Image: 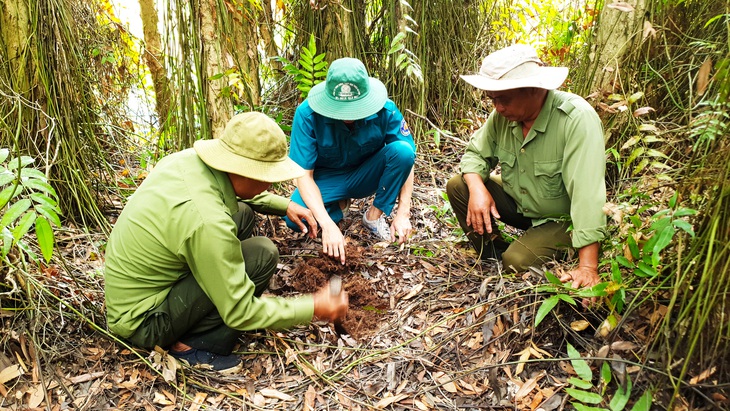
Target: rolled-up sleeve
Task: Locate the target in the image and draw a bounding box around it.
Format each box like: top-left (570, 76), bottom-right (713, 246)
top-left (184, 218), bottom-right (314, 331)
top-left (290, 105), bottom-right (318, 170)
top-left (561, 105), bottom-right (607, 248)
top-left (459, 116), bottom-right (500, 179)
top-left (246, 192), bottom-right (290, 216)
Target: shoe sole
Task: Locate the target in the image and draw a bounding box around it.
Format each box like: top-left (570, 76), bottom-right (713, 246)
top-left (176, 358), bottom-right (243, 375)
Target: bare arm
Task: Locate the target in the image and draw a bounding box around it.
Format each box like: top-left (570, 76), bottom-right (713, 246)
top-left (295, 170), bottom-right (346, 264)
top-left (390, 168), bottom-right (414, 243)
top-left (560, 242), bottom-right (600, 288)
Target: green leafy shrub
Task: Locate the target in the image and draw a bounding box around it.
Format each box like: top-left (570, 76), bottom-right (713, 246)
top-left (275, 33), bottom-right (328, 99)
top-left (0, 148), bottom-right (62, 264)
top-left (534, 270), bottom-right (608, 327)
top-left (534, 187), bottom-right (696, 326)
top-left (602, 191), bottom-right (696, 312)
top-left (387, 0), bottom-right (423, 84)
top-left (564, 342), bottom-right (652, 411)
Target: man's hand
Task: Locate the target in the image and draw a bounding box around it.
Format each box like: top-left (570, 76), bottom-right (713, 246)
top-left (560, 266), bottom-right (600, 308)
top-left (312, 280), bottom-right (348, 323)
top-left (559, 266), bottom-right (600, 289)
top-left (463, 174), bottom-right (499, 235)
top-left (559, 243), bottom-right (601, 306)
top-left (390, 214), bottom-right (412, 244)
top-left (561, 243), bottom-right (601, 289)
top-left (321, 222), bottom-right (346, 265)
top-left (286, 202), bottom-right (318, 239)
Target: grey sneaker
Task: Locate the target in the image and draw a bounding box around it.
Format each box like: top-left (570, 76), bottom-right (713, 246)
top-left (362, 213), bottom-right (391, 241)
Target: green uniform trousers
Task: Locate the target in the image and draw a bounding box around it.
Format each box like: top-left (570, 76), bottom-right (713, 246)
top-left (446, 174), bottom-right (572, 272)
top-left (127, 203), bottom-right (278, 355)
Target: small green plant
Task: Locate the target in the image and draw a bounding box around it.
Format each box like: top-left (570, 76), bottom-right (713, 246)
top-left (427, 190), bottom-right (461, 235)
top-left (605, 92), bottom-right (672, 181)
top-left (409, 245), bottom-right (435, 257)
top-left (534, 270), bottom-right (608, 327)
top-left (563, 343), bottom-right (653, 411)
top-left (610, 191), bottom-right (696, 283)
top-left (535, 189), bottom-right (696, 323)
top-left (387, 0), bottom-right (423, 84)
top-left (275, 34), bottom-right (328, 99)
top-left (0, 148), bottom-right (62, 264)
top-left (688, 100), bottom-right (729, 152)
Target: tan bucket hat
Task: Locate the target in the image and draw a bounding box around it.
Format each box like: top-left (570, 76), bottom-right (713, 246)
top-left (460, 44), bottom-right (569, 91)
top-left (193, 112), bottom-right (304, 183)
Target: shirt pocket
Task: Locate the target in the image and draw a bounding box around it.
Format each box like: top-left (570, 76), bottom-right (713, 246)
top-left (534, 159), bottom-right (566, 199)
top-left (317, 141), bottom-right (345, 168)
top-left (349, 135), bottom-right (384, 166)
top-left (496, 148), bottom-right (516, 188)
top-left (358, 139), bottom-right (384, 157)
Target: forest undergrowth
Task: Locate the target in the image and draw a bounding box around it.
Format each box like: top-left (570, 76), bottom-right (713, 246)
top-left (1, 112), bottom-right (728, 410)
top-left (1, 0), bottom-right (729, 409)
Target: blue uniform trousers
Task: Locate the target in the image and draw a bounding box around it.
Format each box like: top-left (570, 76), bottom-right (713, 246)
top-left (285, 140), bottom-right (415, 229)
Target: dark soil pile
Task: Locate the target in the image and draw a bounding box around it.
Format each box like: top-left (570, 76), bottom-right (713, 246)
top-left (281, 243), bottom-right (391, 340)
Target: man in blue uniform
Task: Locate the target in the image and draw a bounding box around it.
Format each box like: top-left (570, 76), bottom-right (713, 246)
top-left (286, 58), bottom-right (416, 264)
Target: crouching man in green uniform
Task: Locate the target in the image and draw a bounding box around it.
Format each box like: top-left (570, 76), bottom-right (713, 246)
top-left (104, 112), bottom-right (349, 374)
top-left (446, 44), bottom-right (607, 289)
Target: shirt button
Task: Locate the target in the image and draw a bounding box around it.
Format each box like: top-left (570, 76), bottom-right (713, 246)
top-left (525, 209), bottom-right (529, 212)
top-left (520, 169), bottom-right (525, 173)
top-left (520, 148), bottom-right (525, 153)
top-left (521, 189), bottom-right (527, 194)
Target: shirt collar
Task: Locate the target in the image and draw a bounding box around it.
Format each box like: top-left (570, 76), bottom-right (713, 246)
top-left (530, 90), bottom-right (556, 134)
top-left (206, 162), bottom-right (239, 215)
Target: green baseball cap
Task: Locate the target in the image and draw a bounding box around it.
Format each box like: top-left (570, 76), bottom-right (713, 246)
top-left (307, 57), bottom-right (388, 121)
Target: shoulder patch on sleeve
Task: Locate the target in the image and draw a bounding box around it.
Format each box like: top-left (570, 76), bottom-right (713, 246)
top-left (399, 119), bottom-right (411, 136)
top-left (557, 100), bottom-right (578, 116)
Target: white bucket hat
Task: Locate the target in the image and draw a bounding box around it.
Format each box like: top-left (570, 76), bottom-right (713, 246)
top-left (194, 112), bottom-right (304, 183)
top-left (460, 44), bottom-right (568, 91)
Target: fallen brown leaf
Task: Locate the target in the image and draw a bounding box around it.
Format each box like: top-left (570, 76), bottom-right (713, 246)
top-left (27, 383), bottom-right (44, 408)
top-left (260, 388), bottom-right (294, 401)
top-left (304, 384), bottom-right (316, 411)
top-left (432, 371), bottom-right (458, 393)
top-left (690, 366), bottom-right (716, 385)
top-left (697, 58), bottom-right (712, 96)
top-left (0, 365), bottom-right (22, 385)
top-left (374, 393), bottom-right (408, 409)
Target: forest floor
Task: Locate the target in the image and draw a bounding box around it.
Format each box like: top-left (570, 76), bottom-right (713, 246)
top-left (0, 143), bottom-right (723, 410)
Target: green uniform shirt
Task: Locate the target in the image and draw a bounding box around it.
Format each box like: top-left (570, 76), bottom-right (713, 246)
top-left (104, 148), bottom-right (314, 338)
top-left (459, 90), bottom-right (607, 248)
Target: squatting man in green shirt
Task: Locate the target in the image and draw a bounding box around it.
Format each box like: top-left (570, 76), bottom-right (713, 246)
top-left (446, 44), bottom-right (607, 289)
top-left (104, 112), bottom-right (349, 374)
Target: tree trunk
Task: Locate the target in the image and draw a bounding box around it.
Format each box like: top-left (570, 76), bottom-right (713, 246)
top-left (313, 0), bottom-right (365, 61)
top-left (138, 0), bottom-right (173, 131)
top-left (1, 0), bottom-right (32, 94)
top-left (200, 0), bottom-right (232, 138)
top-left (591, 0), bottom-right (649, 93)
top-left (259, 1), bottom-right (281, 76)
top-left (227, 2), bottom-right (261, 107)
